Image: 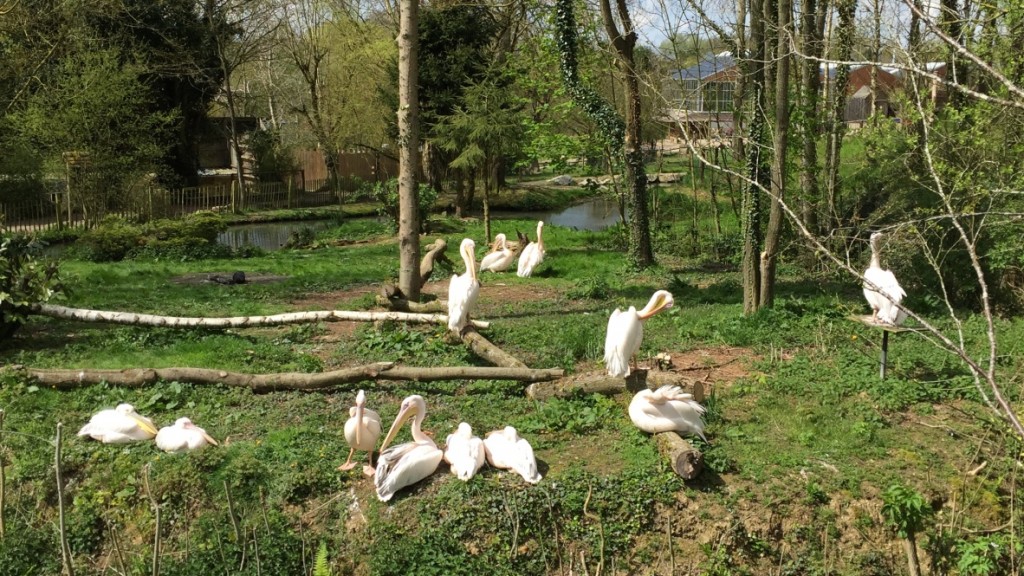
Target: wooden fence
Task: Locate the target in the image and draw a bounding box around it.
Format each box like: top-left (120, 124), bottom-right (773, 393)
top-left (0, 175), bottom-right (374, 235)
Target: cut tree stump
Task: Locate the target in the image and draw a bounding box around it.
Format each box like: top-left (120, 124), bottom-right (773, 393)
top-left (13, 363), bottom-right (564, 392)
top-left (525, 369), bottom-right (697, 400)
top-left (654, 432), bottom-right (704, 479)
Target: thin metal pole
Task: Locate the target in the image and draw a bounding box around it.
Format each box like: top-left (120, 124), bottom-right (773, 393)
top-left (880, 330), bottom-right (889, 380)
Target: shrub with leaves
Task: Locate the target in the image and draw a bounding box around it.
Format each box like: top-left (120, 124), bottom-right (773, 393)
top-left (0, 234), bottom-right (64, 339)
top-left (372, 178), bottom-right (438, 232)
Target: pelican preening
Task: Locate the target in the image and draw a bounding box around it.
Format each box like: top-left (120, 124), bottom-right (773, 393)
top-left (448, 238), bottom-right (481, 332)
top-left (339, 390), bottom-right (383, 476)
top-left (516, 221), bottom-right (546, 278)
top-left (483, 426), bottom-right (542, 484)
top-left (443, 422), bottom-right (486, 481)
top-left (374, 395), bottom-right (444, 502)
top-left (77, 403), bottom-right (158, 444)
top-left (155, 417), bottom-right (219, 453)
top-left (604, 290), bottom-right (675, 378)
top-left (479, 233), bottom-right (516, 273)
top-left (863, 232), bottom-right (907, 326)
top-left (628, 385), bottom-right (707, 441)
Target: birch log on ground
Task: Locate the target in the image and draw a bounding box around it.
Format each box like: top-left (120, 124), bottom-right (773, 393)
top-left (525, 369), bottom-right (698, 400)
top-left (13, 363), bottom-right (564, 392)
top-left (29, 304), bottom-right (488, 329)
top-left (458, 326), bottom-right (527, 368)
top-left (654, 432), bottom-right (704, 479)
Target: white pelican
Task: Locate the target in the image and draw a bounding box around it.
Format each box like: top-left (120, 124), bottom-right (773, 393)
top-left (77, 403), bottom-right (158, 444)
top-left (448, 238), bottom-right (480, 332)
top-left (444, 422), bottom-right (485, 481)
top-left (483, 426), bottom-right (542, 484)
top-left (604, 290), bottom-right (675, 378)
top-left (155, 417), bottom-right (219, 453)
top-left (516, 221), bottom-right (546, 278)
top-left (479, 233), bottom-right (516, 273)
top-left (339, 390), bottom-right (382, 476)
top-left (863, 232), bottom-right (907, 325)
top-left (629, 385), bottom-right (707, 441)
top-left (374, 395), bottom-right (443, 502)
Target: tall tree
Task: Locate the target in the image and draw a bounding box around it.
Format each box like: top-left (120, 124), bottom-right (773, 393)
top-left (397, 0), bottom-right (421, 300)
top-left (822, 0), bottom-right (856, 229)
top-left (740, 0), bottom-right (770, 314)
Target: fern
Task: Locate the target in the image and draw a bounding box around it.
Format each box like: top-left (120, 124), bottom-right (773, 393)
top-left (313, 541), bottom-right (331, 576)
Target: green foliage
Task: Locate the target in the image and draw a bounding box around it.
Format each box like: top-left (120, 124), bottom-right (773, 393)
top-left (518, 394), bottom-right (621, 435)
top-left (313, 541), bottom-right (332, 576)
top-left (565, 275), bottom-right (612, 300)
top-left (0, 234), bottom-right (64, 338)
top-left (248, 128), bottom-right (297, 180)
top-left (355, 324), bottom-right (455, 366)
top-left (881, 484), bottom-right (931, 538)
top-left (956, 533), bottom-right (1022, 576)
top-left (76, 212), bottom-right (230, 262)
top-left (372, 179), bottom-right (439, 233)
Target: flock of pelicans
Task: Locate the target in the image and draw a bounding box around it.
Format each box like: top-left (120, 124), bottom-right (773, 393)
top-left (75, 226), bottom-right (907, 502)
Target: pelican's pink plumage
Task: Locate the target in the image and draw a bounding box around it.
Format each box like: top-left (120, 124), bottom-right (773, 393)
top-left (374, 395), bottom-right (443, 502)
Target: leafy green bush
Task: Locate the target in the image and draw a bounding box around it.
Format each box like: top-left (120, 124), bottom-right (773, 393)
top-left (0, 234), bottom-right (65, 339)
top-left (77, 215), bottom-right (143, 261)
top-left (76, 212), bottom-right (229, 262)
top-left (372, 178), bottom-right (438, 232)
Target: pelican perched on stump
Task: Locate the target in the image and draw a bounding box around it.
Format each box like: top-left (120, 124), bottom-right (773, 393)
top-left (604, 290), bottom-right (675, 378)
top-left (479, 233), bottom-right (516, 273)
top-left (516, 221), bottom-right (546, 278)
top-left (448, 238), bottom-right (480, 332)
top-left (483, 426), bottom-right (542, 484)
top-left (444, 422), bottom-right (485, 481)
top-left (77, 403), bottom-right (158, 444)
top-left (629, 385), bottom-right (707, 441)
top-left (863, 232), bottom-right (907, 326)
top-left (155, 417), bottom-right (219, 453)
top-left (339, 390), bottom-right (382, 476)
top-left (374, 395), bottom-right (443, 502)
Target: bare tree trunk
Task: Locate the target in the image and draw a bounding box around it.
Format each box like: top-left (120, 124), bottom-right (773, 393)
top-left (823, 0), bottom-right (856, 230)
top-left (760, 0), bottom-right (792, 308)
top-left (397, 0), bottom-right (422, 301)
top-left (798, 0), bottom-right (825, 234)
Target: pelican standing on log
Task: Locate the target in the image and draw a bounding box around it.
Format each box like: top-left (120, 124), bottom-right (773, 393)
top-left (77, 403), bottom-right (158, 444)
top-left (629, 385), bottom-right (707, 441)
top-left (155, 417), bottom-right (219, 452)
top-left (444, 422), bottom-right (485, 481)
top-left (374, 395), bottom-right (443, 502)
top-left (863, 232), bottom-right (907, 325)
top-left (339, 390), bottom-right (382, 476)
top-left (516, 221), bottom-right (546, 278)
top-left (483, 426), bottom-right (542, 484)
top-left (448, 238), bottom-right (480, 332)
top-left (604, 290), bottom-right (675, 378)
top-left (479, 233), bottom-right (516, 273)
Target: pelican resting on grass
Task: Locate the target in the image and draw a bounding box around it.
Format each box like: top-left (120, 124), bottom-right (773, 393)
top-left (155, 417), bottom-right (219, 453)
top-left (77, 403), bottom-right (158, 444)
top-left (516, 221), bottom-right (546, 278)
top-left (448, 238), bottom-right (480, 332)
top-left (374, 395), bottom-right (443, 502)
top-left (863, 231), bottom-right (907, 326)
top-left (629, 385), bottom-right (707, 441)
top-left (444, 422), bottom-right (485, 481)
top-left (479, 233), bottom-right (516, 273)
top-left (483, 426), bottom-right (542, 484)
top-left (339, 390), bottom-right (382, 476)
top-left (604, 290), bottom-right (675, 378)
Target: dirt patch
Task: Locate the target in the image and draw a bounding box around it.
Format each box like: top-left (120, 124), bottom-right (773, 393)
top-left (661, 346), bottom-right (756, 391)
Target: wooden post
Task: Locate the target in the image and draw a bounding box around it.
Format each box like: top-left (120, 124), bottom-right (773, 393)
top-left (286, 176), bottom-right (293, 209)
top-left (55, 423), bottom-right (75, 576)
top-left (230, 180), bottom-right (237, 214)
top-left (880, 330), bottom-right (889, 380)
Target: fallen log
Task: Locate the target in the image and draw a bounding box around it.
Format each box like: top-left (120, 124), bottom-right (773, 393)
top-left (419, 238), bottom-right (452, 285)
top-left (29, 304), bottom-right (488, 329)
top-left (525, 369), bottom-right (697, 400)
top-left (458, 326), bottom-right (527, 368)
top-left (13, 363), bottom-right (564, 392)
top-left (654, 432), bottom-right (704, 480)
top-left (374, 294), bottom-right (447, 313)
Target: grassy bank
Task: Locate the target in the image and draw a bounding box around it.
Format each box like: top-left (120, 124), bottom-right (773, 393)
top-left (0, 193), bottom-right (1020, 575)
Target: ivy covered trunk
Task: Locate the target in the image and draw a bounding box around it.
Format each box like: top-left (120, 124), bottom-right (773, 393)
top-left (741, 0), bottom-right (770, 315)
top-left (623, 58), bottom-right (654, 269)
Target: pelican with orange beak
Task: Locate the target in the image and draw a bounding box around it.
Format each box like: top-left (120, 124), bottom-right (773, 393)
top-left (604, 290), bottom-right (675, 378)
top-left (374, 395), bottom-right (443, 502)
top-left (77, 403), bottom-right (158, 444)
top-left (155, 417), bottom-right (219, 452)
top-left (339, 390), bottom-right (382, 476)
top-left (447, 238), bottom-right (480, 333)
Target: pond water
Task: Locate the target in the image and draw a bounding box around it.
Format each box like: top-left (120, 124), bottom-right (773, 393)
top-left (492, 196), bottom-right (622, 231)
top-left (216, 220), bottom-right (334, 251)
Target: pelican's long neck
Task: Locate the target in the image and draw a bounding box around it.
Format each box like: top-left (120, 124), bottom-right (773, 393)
top-left (410, 404), bottom-right (431, 443)
top-left (869, 236), bottom-right (881, 269)
top-left (354, 401), bottom-right (365, 444)
top-left (637, 292), bottom-right (672, 320)
top-left (535, 222), bottom-right (544, 251)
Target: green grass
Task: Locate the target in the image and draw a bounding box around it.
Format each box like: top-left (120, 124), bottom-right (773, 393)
top-left (0, 186), bottom-right (1020, 575)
